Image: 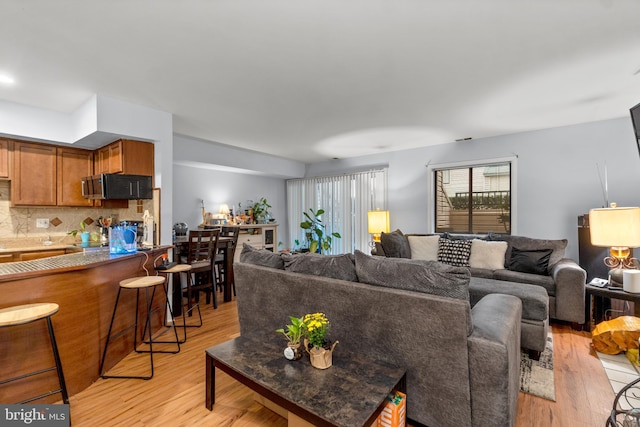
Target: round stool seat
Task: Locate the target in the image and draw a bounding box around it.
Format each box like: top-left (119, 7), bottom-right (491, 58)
top-left (0, 303), bottom-right (59, 327)
top-left (120, 276), bottom-right (166, 289)
top-left (161, 264), bottom-right (192, 274)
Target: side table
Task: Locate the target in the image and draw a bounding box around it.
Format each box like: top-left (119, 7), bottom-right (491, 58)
top-left (585, 284), bottom-right (640, 331)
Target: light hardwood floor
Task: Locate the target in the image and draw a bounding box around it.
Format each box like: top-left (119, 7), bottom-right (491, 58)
top-left (68, 300), bottom-right (616, 427)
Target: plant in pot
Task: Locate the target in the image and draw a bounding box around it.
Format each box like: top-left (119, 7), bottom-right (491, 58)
top-left (276, 316), bottom-right (304, 361)
top-left (302, 312), bottom-right (338, 369)
top-left (300, 208), bottom-right (341, 254)
top-left (252, 197), bottom-right (271, 224)
top-left (68, 221), bottom-right (91, 244)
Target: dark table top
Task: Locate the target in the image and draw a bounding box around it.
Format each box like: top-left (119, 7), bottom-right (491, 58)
top-left (206, 334), bottom-right (406, 427)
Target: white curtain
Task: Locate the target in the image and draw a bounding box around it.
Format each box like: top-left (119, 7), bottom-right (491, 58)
top-left (286, 169), bottom-right (387, 254)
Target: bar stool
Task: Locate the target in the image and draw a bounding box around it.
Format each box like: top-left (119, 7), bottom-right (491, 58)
top-left (100, 275), bottom-right (180, 380)
top-left (158, 263), bottom-right (202, 343)
top-left (0, 303), bottom-right (69, 404)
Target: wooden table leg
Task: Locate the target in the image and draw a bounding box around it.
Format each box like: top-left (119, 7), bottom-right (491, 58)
top-left (223, 248), bottom-right (232, 302)
top-left (206, 353), bottom-right (215, 410)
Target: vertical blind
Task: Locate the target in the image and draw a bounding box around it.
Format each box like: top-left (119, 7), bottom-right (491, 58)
top-left (286, 169), bottom-right (388, 254)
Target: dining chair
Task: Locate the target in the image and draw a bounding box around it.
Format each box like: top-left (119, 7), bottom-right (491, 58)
top-left (183, 229), bottom-right (220, 310)
top-left (215, 226), bottom-right (240, 297)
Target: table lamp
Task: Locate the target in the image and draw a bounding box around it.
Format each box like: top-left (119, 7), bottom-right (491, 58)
top-left (589, 204), bottom-right (640, 286)
top-left (367, 209), bottom-right (390, 243)
top-left (219, 203), bottom-right (231, 223)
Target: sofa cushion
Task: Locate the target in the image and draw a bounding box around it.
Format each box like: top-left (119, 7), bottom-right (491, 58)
top-left (408, 235), bottom-right (440, 261)
top-left (491, 234), bottom-right (567, 271)
top-left (469, 267), bottom-right (497, 279)
top-left (469, 277), bottom-right (548, 322)
top-left (468, 239), bottom-right (508, 270)
top-left (354, 249), bottom-right (470, 300)
top-left (438, 238), bottom-right (472, 267)
top-left (508, 247), bottom-right (552, 276)
top-left (239, 243), bottom-right (284, 269)
top-left (380, 229), bottom-right (411, 258)
top-left (281, 252), bottom-right (357, 282)
top-left (492, 269), bottom-right (556, 296)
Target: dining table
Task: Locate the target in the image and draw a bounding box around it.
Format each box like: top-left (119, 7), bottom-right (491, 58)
top-left (173, 234), bottom-right (235, 309)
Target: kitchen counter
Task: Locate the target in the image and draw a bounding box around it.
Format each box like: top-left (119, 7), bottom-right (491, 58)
top-left (0, 246), bottom-right (169, 279)
top-left (0, 245), bottom-right (172, 403)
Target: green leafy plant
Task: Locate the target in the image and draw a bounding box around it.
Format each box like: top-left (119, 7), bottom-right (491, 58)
top-left (252, 197), bottom-right (271, 223)
top-left (302, 312), bottom-right (330, 349)
top-left (67, 221), bottom-right (87, 238)
top-left (276, 316), bottom-right (304, 345)
top-left (300, 208), bottom-right (341, 254)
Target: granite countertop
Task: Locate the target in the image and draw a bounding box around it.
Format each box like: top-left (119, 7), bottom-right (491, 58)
top-left (0, 237), bottom-right (77, 253)
top-left (0, 245), bottom-right (170, 277)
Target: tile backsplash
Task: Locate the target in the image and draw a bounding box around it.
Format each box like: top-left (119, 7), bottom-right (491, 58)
top-left (0, 180), bottom-right (153, 244)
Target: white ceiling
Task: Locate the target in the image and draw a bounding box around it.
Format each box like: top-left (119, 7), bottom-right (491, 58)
top-left (1, 0), bottom-right (640, 164)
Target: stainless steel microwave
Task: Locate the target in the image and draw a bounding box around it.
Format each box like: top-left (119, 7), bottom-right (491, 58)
top-left (81, 174), bottom-right (153, 200)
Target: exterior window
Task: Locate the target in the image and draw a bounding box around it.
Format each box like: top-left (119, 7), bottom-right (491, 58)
top-left (434, 162), bottom-right (511, 234)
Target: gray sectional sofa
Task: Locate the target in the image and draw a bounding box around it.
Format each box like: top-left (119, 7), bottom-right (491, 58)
top-left (235, 248), bottom-right (522, 427)
top-left (373, 231), bottom-right (586, 356)
top-left (375, 231), bottom-right (586, 323)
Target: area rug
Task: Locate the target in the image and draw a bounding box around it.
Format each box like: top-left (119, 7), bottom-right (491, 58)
top-left (520, 333), bottom-right (555, 401)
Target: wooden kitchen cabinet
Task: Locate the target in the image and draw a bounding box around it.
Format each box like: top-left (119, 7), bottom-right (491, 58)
top-left (12, 141), bottom-right (57, 206)
top-left (95, 139), bottom-right (154, 178)
top-left (57, 147), bottom-right (94, 207)
top-left (0, 138), bottom-right (11, 178)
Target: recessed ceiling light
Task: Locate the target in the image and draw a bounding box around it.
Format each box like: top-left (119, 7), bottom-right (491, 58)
top-left (0, 74), bottom-right (15, 85)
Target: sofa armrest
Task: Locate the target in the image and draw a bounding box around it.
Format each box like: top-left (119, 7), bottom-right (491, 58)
top-left (551, 258), bottom-right (586, 324)
top-left (468, 294), bottom-right (521, 427)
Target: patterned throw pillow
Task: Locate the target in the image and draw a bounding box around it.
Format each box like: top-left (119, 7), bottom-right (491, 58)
top-left (438, 238), bottom-right (472, 267)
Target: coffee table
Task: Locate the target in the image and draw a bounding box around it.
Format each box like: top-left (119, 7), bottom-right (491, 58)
top-left (205, 334), bottom-right (406, 427)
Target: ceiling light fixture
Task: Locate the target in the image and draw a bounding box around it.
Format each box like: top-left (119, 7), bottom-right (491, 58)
top-left (0, 74), bottom-right (15, 85)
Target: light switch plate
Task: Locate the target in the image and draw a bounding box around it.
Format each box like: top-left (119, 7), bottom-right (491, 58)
top-left (36, 218), bottom-right (50, 228)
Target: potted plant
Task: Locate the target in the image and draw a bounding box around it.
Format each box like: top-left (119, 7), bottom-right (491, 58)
top-left (252, 197), bottom-right (271, 224)
top-left (276, 316), bottom-right (304, 361)
top-left (300, 208), bottom-right (341, 254)
top-left (302, 312), bottom-right (338, 369)
top-left (68, 221), bottom-right (90, 244)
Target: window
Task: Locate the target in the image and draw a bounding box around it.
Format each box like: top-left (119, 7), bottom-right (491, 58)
top-left (433, 161), bottom-right (512, 234)
top-left (286, 169), bottom-right (387, 254)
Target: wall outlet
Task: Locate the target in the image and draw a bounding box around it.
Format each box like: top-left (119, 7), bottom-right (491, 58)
top-left (36, 218), bottom-right (50, 228)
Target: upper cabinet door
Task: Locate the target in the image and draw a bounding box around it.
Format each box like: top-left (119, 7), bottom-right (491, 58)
top-left (96, 141), bottom-right (123, 174)
top-left (0, 138), bottom-right (11, 179)
top-left (12, 142), bottom-right (57, 206)
top-left (57, 147), bottom-right (94, 207)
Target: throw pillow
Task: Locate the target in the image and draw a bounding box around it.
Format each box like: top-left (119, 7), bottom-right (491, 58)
top-left (239, 243), bottom-right (284, 269)
top-left (281, 252), bottom-right (357, 282)
top-left (354, 250), bottom-right (470, 300)
top-left (508, 247), bottom-right (552, 276)
top-left (438, 238), bottom-right (472, 267)
top-left (380, 229), bottom-right (411, 258)
top-left (408, 235), bottom-right (440, 261)
top-left (468, 239), bottom-right (508, 270)
top-left (491, 235), bottom-right (567, 269)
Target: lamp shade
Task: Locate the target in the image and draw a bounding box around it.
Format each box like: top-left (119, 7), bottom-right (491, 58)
top-left (368, 210), bottom-right (390, 235)
top-left (218, 204), bottom-right (230, 215)
top-left (589, 206), bottom-right (640, 248)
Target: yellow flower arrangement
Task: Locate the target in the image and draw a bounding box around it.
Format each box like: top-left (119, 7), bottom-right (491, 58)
top-left (303, 312), bottom-right (330, 349)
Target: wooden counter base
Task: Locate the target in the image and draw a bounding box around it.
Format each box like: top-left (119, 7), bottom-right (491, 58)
top-left (0, 247), bottom-right (170, 404)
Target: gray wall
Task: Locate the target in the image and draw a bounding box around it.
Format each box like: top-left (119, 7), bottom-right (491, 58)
top-left (305, 117), bottom-right (640, 261)
top-left (172, 163), bottom-right (288, 246)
